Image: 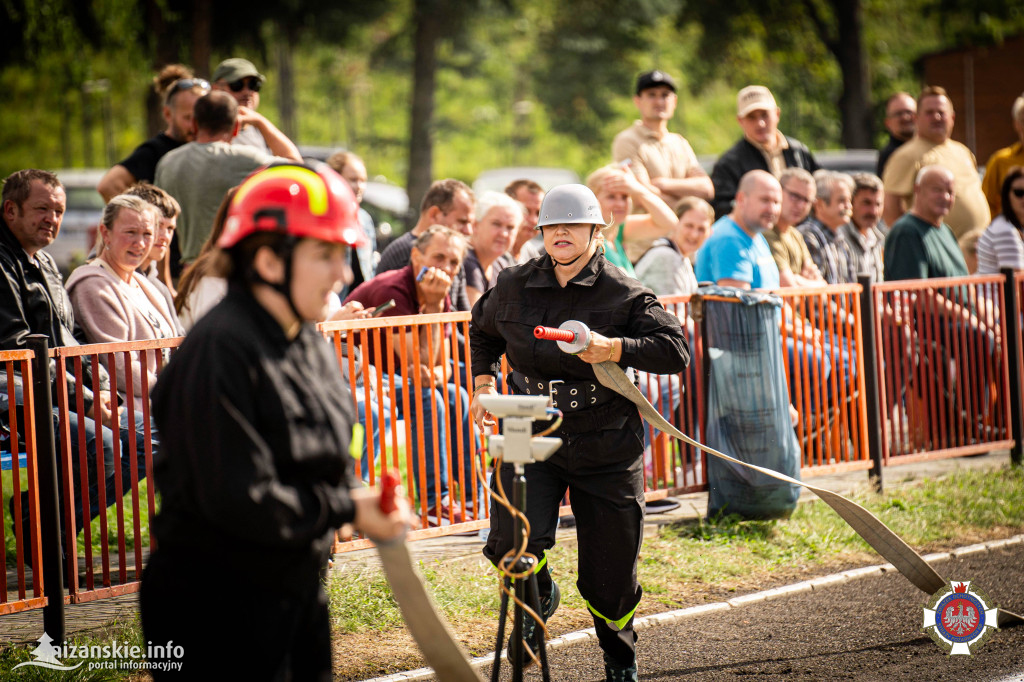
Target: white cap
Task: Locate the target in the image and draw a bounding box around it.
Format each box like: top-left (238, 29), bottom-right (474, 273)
top-left (737, 85), bottom-right (778, 118)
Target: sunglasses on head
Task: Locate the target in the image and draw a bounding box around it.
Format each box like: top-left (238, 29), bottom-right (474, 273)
top-left (1012, 188), bottom-right (1024, 199)
top-left (228, 77), bottom-right (262, 93)
top-left (165, 78), bottom-right (210, 104)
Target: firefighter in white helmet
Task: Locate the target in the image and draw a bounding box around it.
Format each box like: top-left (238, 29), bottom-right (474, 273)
top-left (470, 184), bottom-right (689, 681)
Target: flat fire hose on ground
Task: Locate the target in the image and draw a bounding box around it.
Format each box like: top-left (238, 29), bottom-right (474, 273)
top-left (369, 313), bottom-right (1022, 681)
top-left (374, 473), bottom-right (483, 681)
top-left (591, 358), bottom-right (1024, 628)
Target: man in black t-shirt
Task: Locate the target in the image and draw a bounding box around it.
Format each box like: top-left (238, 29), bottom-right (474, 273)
top-left (97, 77), bottom-right (210, 201)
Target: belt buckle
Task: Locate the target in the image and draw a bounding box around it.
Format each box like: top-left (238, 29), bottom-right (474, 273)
top-left (548, 379), bottom-right (564, 408)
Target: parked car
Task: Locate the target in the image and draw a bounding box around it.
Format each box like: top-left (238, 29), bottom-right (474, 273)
top-left (815, 149), bottom-right (879, 176)
top-left (361, 181), bottom-right (410, 250)
top-left (51, 168), bottom-right (104, 275)
top-left (472, 166), bottom-right (581, 195)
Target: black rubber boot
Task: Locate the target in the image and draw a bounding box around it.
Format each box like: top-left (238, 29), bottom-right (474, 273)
top-left (507, 581), bottom-right (561, 668)
top-left (603, 652), bottom-right (639, 682)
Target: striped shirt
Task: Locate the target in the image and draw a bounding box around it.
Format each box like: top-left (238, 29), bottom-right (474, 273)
top-left (841, 222), bottom-right (886, 283)
top-left (976, 215), bottom-right (1024, 274)
top-left (798, 218), bottom-right (856, 284)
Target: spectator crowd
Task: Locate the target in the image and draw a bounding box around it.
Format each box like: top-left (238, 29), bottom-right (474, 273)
top-left (3, 58), bottom-right (1023, 526)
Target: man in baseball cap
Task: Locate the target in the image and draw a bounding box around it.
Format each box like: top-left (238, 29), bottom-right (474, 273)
top-left (612, 69), bottom-right (712, 222)
top-left (212, 57), bottom-right (301, 161)
top-left (634, 69), bottom-right (676, 95)
top-left (710, 84), bottom-right (819, 218)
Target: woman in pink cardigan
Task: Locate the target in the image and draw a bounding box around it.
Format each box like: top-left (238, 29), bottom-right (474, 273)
top-left (67, 194), bottom-right (184, 403)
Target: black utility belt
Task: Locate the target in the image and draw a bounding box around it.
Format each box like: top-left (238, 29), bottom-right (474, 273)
top-left (509, 370), bottom-right (619, 412)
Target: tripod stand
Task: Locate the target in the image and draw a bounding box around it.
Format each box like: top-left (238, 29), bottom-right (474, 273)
top-left (476, 394), bottom-right (561, 682)
top-left (491, 463), bottom-right (550, 682)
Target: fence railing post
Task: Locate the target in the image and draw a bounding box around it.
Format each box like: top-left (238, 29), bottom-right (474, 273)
top-left (858, 275), bottom-right (885, 492)
top-left (27, 334), bottom-right (65, 642)
top-left (691, 295), bottom-right (710, 439)
top-left (1001, 268), bottom-right (1023, 467)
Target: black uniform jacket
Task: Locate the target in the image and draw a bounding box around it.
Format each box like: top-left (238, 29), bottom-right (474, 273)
top-left (471, 251), bottom-right (688, 448)
top-left (150, 286), bottom-right (359, 578)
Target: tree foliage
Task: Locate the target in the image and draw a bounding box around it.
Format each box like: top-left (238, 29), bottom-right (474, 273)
top-left (926, 0), bottom-right (1024, 44)
top-left (0, 0), bottom-right (1011, 182)
top-left (530, 0), bottom-right (681, 147)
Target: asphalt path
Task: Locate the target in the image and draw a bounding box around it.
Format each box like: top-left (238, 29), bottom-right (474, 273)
top-left (467, 539), bottom-right (1024, 681)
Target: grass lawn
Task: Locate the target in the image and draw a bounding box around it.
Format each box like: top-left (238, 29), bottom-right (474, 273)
top-left (4, 468), bottom-right (152, 568)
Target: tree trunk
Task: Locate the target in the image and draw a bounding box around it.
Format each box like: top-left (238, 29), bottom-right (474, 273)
top-left (145, 0), bottom-right (177, 137)
top-left (407, 0), bottom-right (441, 212)
top-left (277, 29), bottom-right (297, 141)
top-left (60, 89), bottom-right (73, 168)
top-left (190, 0), bottom-right (211, 78)
top-left (832, 0), bottom-right (872, 148)
top-left (81, 87), bottom-right (94, 168)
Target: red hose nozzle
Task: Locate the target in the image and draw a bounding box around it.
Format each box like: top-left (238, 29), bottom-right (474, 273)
top-left (534, 325), bottom-right (577, 343)
top-left (534, 320), bottom-right (592, 354)
top-left (379, 469), bottom-right (400, 513)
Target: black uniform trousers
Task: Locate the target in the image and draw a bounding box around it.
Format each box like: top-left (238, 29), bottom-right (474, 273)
top-left (141, 545), bottom-right (332, 681)
top-left (483, 406), bottom-right (646, 667)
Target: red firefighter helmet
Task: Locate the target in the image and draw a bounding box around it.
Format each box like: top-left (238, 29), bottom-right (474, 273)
top-left (219, 163), bottom-right (365, 249)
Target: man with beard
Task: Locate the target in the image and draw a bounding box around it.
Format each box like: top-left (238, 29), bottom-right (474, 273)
top-left (843, 173), bottom-right (887, 282)
top-left (877, 92), bottom-right (917, 177)
top-left (97, 66), bottom-right (210, 201)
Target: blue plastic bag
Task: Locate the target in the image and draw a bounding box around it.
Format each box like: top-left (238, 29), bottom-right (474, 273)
top-left (700, 286), bottom-right (801, 519)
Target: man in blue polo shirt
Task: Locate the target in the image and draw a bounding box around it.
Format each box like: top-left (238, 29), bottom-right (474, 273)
top-left (696, 170), bottom-right (816, 427)
top-left (696, 169), bottom-right (782, 289)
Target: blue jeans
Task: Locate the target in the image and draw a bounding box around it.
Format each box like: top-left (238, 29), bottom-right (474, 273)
top-left (785, 337), bottom-right (832, 417)
top-left (355, 390), bottom-right (390, 483)
top-left (9, 405), bottom-right (154, 550)
top-left (387, 376), bottom-right (478, 511)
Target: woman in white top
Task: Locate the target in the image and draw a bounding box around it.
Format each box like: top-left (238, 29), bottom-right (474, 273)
top-left (976, 167), bottom-right (1024, 274)
top-left (66, 195), bottom-right (184, 401)
top-left (634, 196), bottom-right (714, 296)
top-left (174, 188), bottom-right (237, 330)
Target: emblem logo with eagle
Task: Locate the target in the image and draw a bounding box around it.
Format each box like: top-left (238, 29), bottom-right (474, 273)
top-left (923, 580), bottom-right (999, 655)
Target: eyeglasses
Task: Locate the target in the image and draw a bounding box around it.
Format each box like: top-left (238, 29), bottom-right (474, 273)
top-left (784, 188), bottom-right (812, 205)
top-left (1012, 188), bottom-right (1024, 199)
top-left (165, 78), bottom-right (210, 104)
top-left (886, 109), bottom-right (915, 119)
top-left (228, 77), bottom-right (262, 93)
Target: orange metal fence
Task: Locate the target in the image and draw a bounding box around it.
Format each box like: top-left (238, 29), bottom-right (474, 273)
top-left (645, 296), bottom-right (707, 495)
top-left (873, 275), bottom-right (1013, 463)
top-left (51, 338), bottom-right (179, 604)
top-left (3, 274), bottom-right (1021, 620)
top-left (1018, 272), bottom-right (1024, 420)
top-left (1, 349), bottom-right (44, 615)
top-left (320, 313), bottom-right (486, 550)
top-left (775, 284), bottom-right (873, 475)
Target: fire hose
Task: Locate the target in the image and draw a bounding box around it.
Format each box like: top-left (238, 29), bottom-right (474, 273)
top-left (533, 321), bottom-right (1023, 628)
